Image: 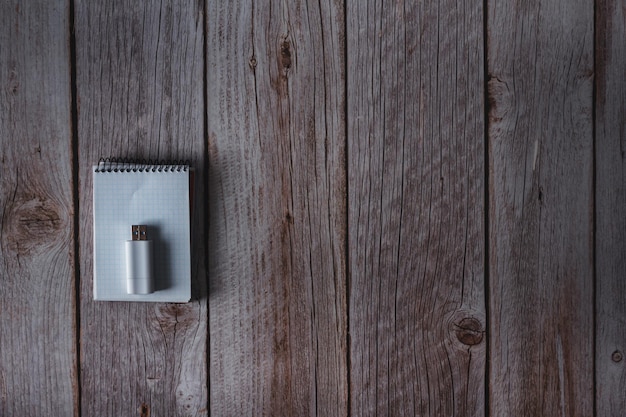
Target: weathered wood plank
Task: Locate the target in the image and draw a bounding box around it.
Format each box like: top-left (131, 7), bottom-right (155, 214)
top-left (596, 0), bottom-right (626, 414)
top-left (206, 1), bottom-right (347, 415)
top-left (347, 0), bottom-right (486, 415)
top-left (75, 1), bottom-right (207, 416)
top-left (0, 1), bottom-right (77, 415)
top-left (487, 0), bottom-right (594, 414)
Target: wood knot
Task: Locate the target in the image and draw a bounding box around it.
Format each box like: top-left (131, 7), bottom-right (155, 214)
top-left (454, 317), bottom-right (484, 346)
top-left (487, 74), bottom-right (510, 123)
top-left (8, 69), bottom-right (19, 95)
top-left (154, 303), bottom-right (196, 332)
top-left (612, 350), bottom-right (623, 363)
top-left (8, 80), bottom-right (19, 95)
top-left (280, 40), bottom-right (291, 70)
top-left (139, 403), bottom-right (150, 417)
top-left (5, 196), bottom-right (66, 255)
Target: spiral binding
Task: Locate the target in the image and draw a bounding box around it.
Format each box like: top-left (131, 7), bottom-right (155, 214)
top-left (95, 157), bottom-right (190, 173)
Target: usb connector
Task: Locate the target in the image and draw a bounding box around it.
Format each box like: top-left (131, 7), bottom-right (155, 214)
top-left (132, 225), bottom-right (148, 241)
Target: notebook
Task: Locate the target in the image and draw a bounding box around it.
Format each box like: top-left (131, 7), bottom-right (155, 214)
top-left (92, 159), bottom-right (192, 302)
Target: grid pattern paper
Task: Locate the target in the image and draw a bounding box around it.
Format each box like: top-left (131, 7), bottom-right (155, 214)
top-left (93, 165), bottom-right (191, 302)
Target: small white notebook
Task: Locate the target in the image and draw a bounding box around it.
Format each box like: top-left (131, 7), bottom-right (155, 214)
top-left (92, 159), bottom-right (191, 302)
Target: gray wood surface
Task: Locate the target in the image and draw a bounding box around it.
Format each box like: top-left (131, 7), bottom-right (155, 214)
top-left (206, 1), bottom-right (348, 416)
top-left (487, 0), bottom-right (594, 415)
top-left (0, 1), bottom-right (77, 415)
top-left (596, 0), bottom-right (626, 414)
top-left (3, 0), bottom-right (626, 416)
top-left (347, 0), bottom-right (486, 415)
top-left (75, 1), bottom-right (207, 416)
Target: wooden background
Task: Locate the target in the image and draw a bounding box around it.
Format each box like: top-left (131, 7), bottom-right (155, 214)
top-left (0, 0), bottom-right (624, 416)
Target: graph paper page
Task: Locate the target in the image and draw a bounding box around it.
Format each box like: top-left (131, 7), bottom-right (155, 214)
top-left (93, 166), bottom-right (191, 302)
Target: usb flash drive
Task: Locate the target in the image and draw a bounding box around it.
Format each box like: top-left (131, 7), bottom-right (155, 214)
top-left (125, 225), bottom-right (154, 294)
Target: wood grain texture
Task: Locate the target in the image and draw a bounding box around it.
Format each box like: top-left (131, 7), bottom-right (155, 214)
top-left (487, 0), bottom-right (594, 415)
top-left (206, 1), bottom-right (347, 416)
top-left (347, 0), bottom-right (486, 415)
top-left (0, 1), bottom-right (77, 415)
top-left (75, 1), bottom-right (207, 416)
top-left (596, 0), bottom-right (626, 414)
